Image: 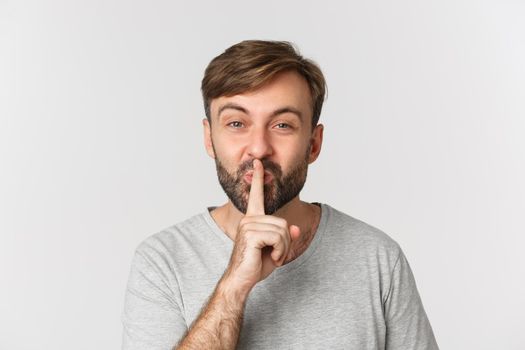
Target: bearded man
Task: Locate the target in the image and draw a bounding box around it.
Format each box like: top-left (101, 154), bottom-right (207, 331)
top-left (122, 40), bottom-right (439, 350)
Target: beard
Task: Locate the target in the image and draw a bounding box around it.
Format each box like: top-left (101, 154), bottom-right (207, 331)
top-left (213, 146), bottom-right (310, 215)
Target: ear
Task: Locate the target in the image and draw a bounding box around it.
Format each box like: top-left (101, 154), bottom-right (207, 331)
top-left (308, 124), bottom-right (324, 164)
top-left (203, 118), bottom-right (216, 159)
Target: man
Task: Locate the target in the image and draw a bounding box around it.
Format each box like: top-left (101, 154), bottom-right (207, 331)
top-left (122, 40), bottom-right (439, 350)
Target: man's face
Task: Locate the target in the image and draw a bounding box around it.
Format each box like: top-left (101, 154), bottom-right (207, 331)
top-left (203, 71), bottom-right (324, 215)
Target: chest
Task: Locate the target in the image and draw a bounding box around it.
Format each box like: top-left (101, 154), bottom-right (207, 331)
top-left (236, 270), bottom-right (387, 350)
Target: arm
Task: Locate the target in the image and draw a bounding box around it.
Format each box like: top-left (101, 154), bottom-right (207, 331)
top-left (383, 249), bottom-right (439, 350)
top-left (122, 247), bottom-right (188, 350)
top-left (174, 277), bottom-right (247, 349)
top-left (175, 159), bottom-right (300, 350)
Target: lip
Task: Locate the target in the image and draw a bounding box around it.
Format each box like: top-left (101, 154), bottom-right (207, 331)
top-left (243, 171), bottom-right (274, 184)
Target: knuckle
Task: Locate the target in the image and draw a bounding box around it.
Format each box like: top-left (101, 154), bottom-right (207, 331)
top-left (239, 217), bottom-right (250, 227)
top-left (247, 230), bottom-right (263, 242)
top-left (273, 231), bottom-right (284, 243)
top-left (277, 217), bottom-right (288, 227)
top-left (273, 225), bottom-right (287, 239)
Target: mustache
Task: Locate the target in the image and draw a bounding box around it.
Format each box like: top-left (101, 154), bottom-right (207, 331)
top-left (236, 158), bottom-right (283, 179)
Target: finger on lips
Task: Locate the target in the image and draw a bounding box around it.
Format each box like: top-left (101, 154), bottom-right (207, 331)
top-left (243, 159), bottom-right (291, 267)
top-left (246, 159), bottom-right (265, 216)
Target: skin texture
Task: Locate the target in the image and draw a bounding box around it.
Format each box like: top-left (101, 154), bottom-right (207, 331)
top-left (175, 71), bottom-right (324, 349)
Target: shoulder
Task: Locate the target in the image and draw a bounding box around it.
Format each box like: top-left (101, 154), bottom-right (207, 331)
top-left (321, 203), bottom-right (402, 260)
top-left (134, 211), bottom-right (212, 260)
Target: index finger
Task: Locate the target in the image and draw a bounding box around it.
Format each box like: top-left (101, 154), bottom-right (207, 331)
top-left (246, 159), bottom-right (265, 216)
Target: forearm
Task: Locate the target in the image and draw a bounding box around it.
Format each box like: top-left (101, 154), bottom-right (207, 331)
top-left (175, 277), bottom-right (248, 350)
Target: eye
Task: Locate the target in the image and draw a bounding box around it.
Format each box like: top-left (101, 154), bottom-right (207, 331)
top-left (227, 121), bottom-right (244, 128)
top-left (275, 123), bottom-right (290, 129)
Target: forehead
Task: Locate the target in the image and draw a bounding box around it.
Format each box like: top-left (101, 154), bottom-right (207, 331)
top-left (210, 71), bottom-right (313, 120)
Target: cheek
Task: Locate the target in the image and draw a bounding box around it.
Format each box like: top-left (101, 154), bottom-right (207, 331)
top-left (212, 135), bottom-right (239, 159)
top-left (214, 146), bottom-right (244, 174)
top-left (283, 143), bottom-right (310, 166)
top-left (213, 134), bottom-right (257, 168)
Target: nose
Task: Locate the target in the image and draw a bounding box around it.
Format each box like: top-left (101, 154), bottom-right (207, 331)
top-left (246, 126), bottom-right (273, 160)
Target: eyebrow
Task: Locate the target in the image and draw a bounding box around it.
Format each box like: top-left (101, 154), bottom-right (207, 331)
top-left (218, 103), bottom-right (248, 117)
top-left (217, 102), bottom-right (303, 122)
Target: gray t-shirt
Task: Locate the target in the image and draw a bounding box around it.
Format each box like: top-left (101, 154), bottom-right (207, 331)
top-left (122, 203), bottom-right (439, 349)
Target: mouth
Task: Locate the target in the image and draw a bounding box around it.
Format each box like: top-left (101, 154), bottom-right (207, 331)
top-left (243, 170), bottom-right (274, 185)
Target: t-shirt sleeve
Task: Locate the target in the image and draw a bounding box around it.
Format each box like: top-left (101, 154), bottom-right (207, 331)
top-left (121, 243), bottom-right (188, 350)
top-left (383, 248), bottom-right (439, 350)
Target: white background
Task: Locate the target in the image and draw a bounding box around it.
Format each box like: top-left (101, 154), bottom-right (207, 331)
top-left (1, 0), bottom-right (524, 349)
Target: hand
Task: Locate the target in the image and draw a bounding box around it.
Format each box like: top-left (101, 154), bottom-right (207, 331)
top-left (223, 159), bottom-right (301, 294)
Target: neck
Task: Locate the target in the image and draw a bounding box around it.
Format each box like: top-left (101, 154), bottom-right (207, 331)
top-left (210, 197), bottom-right (321, 261)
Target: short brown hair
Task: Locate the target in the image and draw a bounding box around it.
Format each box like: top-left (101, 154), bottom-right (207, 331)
top-left (201, 40), bottom-right (326, 129)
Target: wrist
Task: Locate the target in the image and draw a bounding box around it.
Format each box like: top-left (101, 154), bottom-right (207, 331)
top-left (216, 275), bottom-right (251, 307)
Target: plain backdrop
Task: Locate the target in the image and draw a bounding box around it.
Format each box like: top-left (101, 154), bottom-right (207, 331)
top-left (1, 0), bottom-right (524, 349)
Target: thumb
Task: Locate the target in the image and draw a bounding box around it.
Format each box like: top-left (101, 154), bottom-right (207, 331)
top-left (289, 225), bottom-right (301, 241)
